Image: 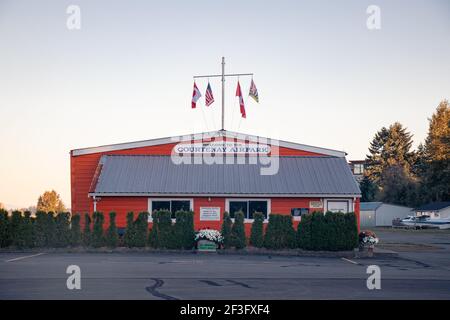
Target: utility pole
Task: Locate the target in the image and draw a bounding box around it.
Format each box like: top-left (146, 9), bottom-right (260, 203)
top-left (193, 57), bottom-right (253, 131)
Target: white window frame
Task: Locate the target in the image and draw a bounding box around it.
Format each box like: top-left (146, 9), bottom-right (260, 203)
top-left (148, 198), bottom-right (193, 222)
top-left (324, 199), bottom-right (353, 213)
top-left (225, 198), bottom-right (271, 223)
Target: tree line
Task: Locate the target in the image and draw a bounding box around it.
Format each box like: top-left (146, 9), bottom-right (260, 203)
top-left (360, 100), bottom-right (449, 207)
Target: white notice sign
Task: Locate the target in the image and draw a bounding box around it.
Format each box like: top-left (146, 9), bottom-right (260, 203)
top-left (200, 207), bottom-right (221, 221)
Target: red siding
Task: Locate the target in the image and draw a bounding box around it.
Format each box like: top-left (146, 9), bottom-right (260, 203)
top-left (92, 196), bottom-right (360, 236)
top-left (70, 141), bottom-right (327, 215)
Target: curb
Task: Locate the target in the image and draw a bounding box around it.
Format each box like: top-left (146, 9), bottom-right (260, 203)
top-left (0, 247), bottom-right (398, 258)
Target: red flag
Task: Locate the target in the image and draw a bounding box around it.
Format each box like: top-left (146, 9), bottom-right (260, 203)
top-left (191, 82), bottom-right (201, 108)
top-left (205, 82), bottom-right (214, 106)
top-left (236, 81), bottom-right (246, 118)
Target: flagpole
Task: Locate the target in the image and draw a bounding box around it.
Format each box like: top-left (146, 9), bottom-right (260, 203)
top-left (221, 57), bottom-right (225, 131)
top-left (193, 58), bottom-right (253, 131)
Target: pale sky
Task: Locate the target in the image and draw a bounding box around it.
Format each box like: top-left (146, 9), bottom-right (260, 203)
top-left (0, 0), bottom-right (449, 209)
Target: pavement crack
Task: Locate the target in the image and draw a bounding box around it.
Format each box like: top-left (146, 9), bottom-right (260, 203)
top-left (226, 279), bottom-right (252, 288)
top-left (199, 279), bottom-right (222, 286)
top-left (145, 278), bottom-right (178, 300)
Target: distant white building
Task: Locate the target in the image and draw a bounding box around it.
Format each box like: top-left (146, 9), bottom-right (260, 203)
top-left (360, 202), bottom-right (412, 227)
top-left (414, 202), bottom-right (450, 220)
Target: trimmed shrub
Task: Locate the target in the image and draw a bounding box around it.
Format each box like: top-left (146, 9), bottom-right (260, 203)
top-left (22, 211), bottom-right (34, 248)
top-left (55, 212), bottom-right (71, 247)
top-left (344, 212), bottom-right (359, 249)
top-left (173, 210), bottom-right (195, 249)
top-left (91, 211), bottom-right (105, 248)
top-left (296, 212), bottom-right (313, 250)
top-left (82, 213), bottom-right (92, 247)
top-left (297, 211), bottom-right (359, 251)
top-left (250, 212), bottom-right (264, 248)
top-left (134, 212), bottom-right (149, 248)
top-left (46, 212), bottom-right (57, 247)
top-left (0, 209), bottom-right (10, 247)
top-left (10, 211), bottom-right (25, 248)
top-left (70, 214), bottom-right (82, 246)
top-left (231, 211), bottom-right (246, 249)
top-left (34, 211), bottom-right (48, 247)
top-left (264, 214), bottom-right (296, 250)
top-left (221, 212), bottom-right (233, 249)
top-left (150, 210), bottom-right (174, 249)
top-left (124, 212), bottom-right (135, 248)
top-left (105, 212), bottom-right (118, 248)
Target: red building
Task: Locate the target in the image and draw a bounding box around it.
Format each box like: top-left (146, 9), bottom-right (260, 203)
top-left (70, 130), bottom-right (361, 235)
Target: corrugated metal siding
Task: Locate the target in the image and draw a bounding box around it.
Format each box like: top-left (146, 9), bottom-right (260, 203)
top-left (92, 155), bottom-right (361, 196)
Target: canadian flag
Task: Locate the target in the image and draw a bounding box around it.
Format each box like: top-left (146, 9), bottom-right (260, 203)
top-left (236, 81), bottom-right (246, 118)
top-left (191, 82), bottom-right (201, 108)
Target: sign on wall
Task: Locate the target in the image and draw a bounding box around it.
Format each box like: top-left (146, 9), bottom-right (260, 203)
top-left (173, 141), bottom-right (271, 155)
top-left (200, 207), bottom-right (221, 221)
top-left (310, 201), bottom-right (323, 209)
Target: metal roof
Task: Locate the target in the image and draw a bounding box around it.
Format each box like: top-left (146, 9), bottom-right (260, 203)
top-left (415, 202), bottom-right (450, 211)
top-left (90, 155), bottom-right (361, 197)
top-left (71, 130), bottom-right (347, 158)
top-left (360, 202), bottom-right (383, 211)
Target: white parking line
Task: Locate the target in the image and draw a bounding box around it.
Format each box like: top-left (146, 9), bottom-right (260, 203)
top-left (341, 257), bottom-right (359, 265)
top-left (5, 253), bottom-right (46, 262)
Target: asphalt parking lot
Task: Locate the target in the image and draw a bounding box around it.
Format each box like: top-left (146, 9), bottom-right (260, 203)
top-left (1, 229), bottom-right (449, 300)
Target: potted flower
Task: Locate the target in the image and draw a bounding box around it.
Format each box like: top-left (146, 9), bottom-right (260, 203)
top-left (195, 229), bottom-right (224, 252)
top-left (359, 230), bottom-right (379, 257)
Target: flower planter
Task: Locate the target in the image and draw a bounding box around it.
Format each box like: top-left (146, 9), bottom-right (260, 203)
top-left (197, 239), bottom-right (217, 252)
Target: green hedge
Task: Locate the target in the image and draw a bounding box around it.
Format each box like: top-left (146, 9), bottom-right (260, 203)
top-left (250, 212), bottom-right (264, 248)
top-left (149, 210), bottom-right (174, 249)
top-left (105, 212), bottom-right (118, 248)
top-left (134, 212), bottom-right (149, 247)
top-left (173, 210), bottom-right (195, 249)
top-left (91, 212), bottom-right (105, 248)
top-left (231, 211), bottom-right (246, 249)
top-left (0, 209), bottom-right (359, 251)
top-left (82, 213), bottom-right (92, 247)
top-left (264, 214), bottom-right (296, 250)
top-left (0, 209), bottom-right (10, 247)
top-left (297, 211), bottom-right (358, 251)
top-left (124, 212), bottom-right (135, 248)
top-left (70, 214), bottom-right (82, 246)
top-left (221, 212), bottom-right (233, 249)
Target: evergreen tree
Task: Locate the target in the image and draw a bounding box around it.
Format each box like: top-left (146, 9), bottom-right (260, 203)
top-left (55, 212), bottom-right (71, 247)
top-left (124, 212), bottom-right (135, 247)
top-left (70, 214), bottom-right (82, 246)
top-left (419, 100), bottom-right (450, 202)
top-left (46, 212), bottom-right (57, 247)
top-left (359, 176), bottom-right (377, 202)
top-left (365, 122), bottom-right (417, 206)
top-left (174, 210), bottom-right (195, 249)
top-left (22, 211), bottom-right (34, 248)
top-left (10, 211), bottom-right (24, 248)
top-left (105, 212), bottom-right (118, 248)
top-left (0, 209), bottom-right (10, 247)
top-left (231, 211), bottom-right (246, 249)
top-left (297, 213), bottom-right (313, 250)
top-left (33, 211), bottom-right (47, 247)
top-left (221, 212), bottom-right (233, 249)
top-left (134, 212), bottom-right (149, 248)
top-left (365, 123), bottom-right (415, 183)
top-left (82, 213), bottom-right (92, 247)
top-left (91, 212), bottom-right (105, 248)
top-left (250, 212), bottom-right (264, 248)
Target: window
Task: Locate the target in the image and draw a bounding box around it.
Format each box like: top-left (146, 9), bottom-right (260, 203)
top-left (326, 200), bottom-right (349, 213)
top-left (291, 208), bottom-right (309, 217)
top-left (228, 200), bottom-right (269, 220)
top-left (149, 199), bottom-right (192, 220)
top-left (353, 163), bottom-right (364, 175)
